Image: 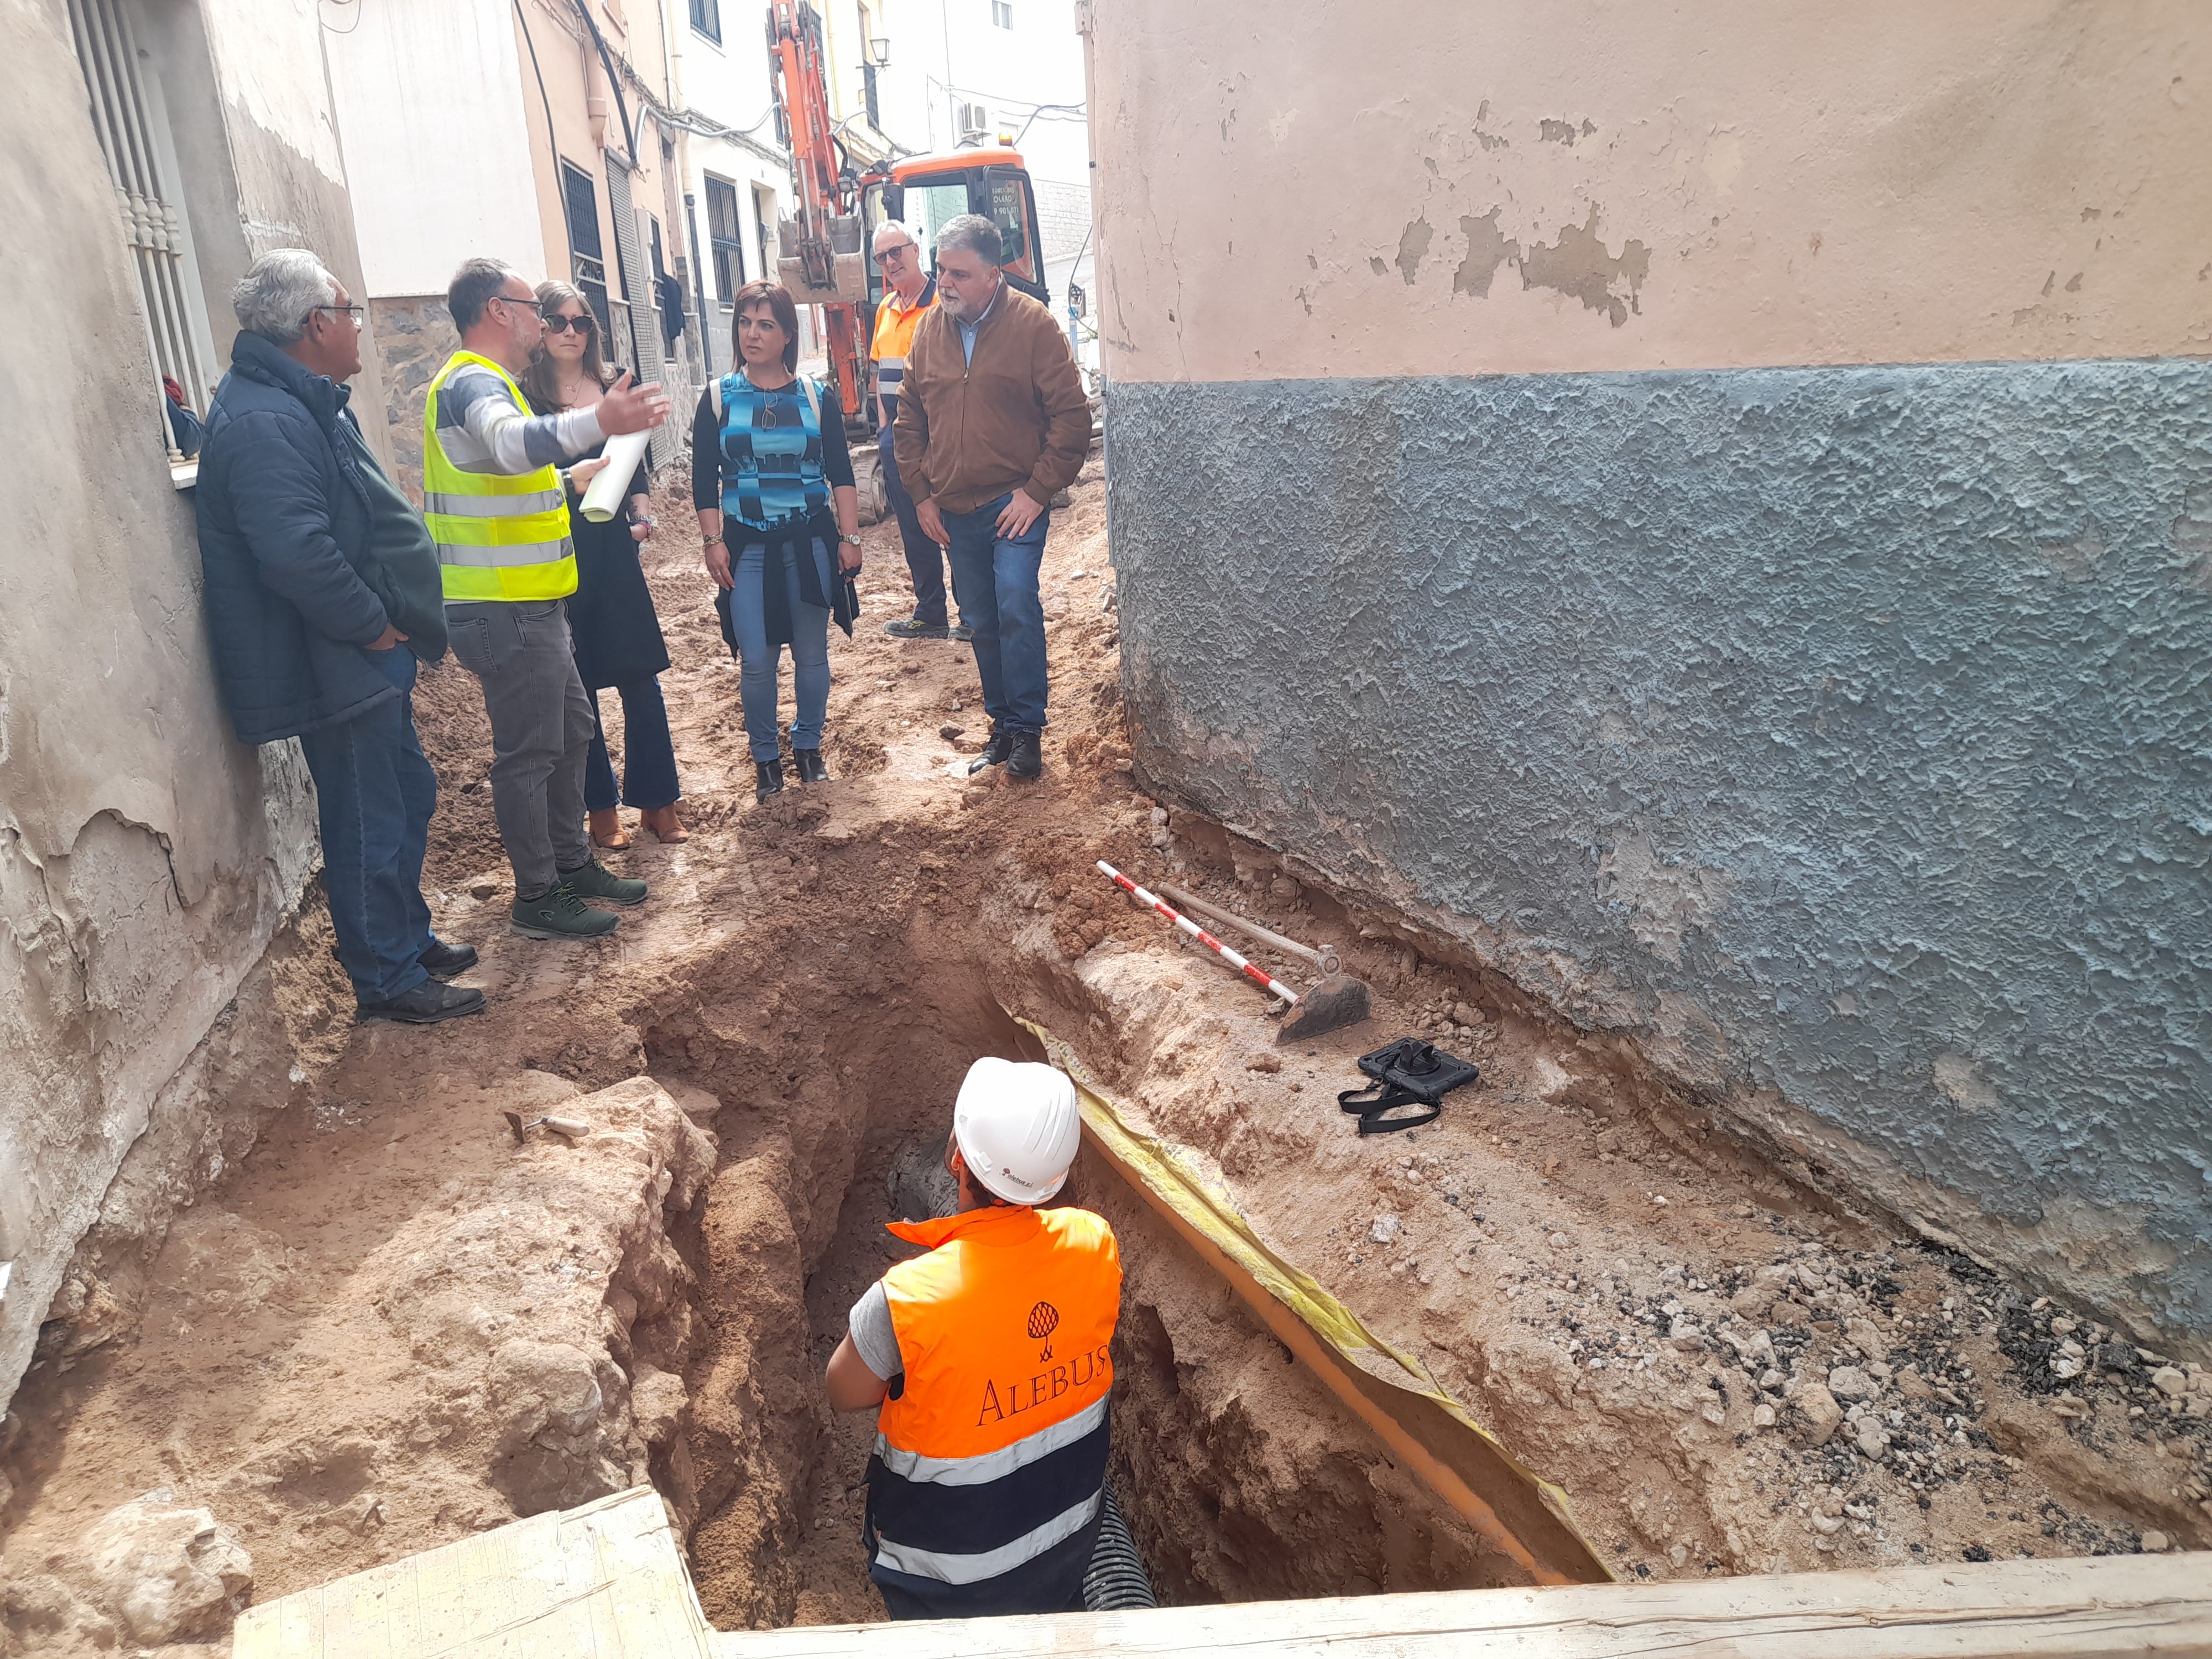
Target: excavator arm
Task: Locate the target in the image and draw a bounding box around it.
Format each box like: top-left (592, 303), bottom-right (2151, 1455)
top-left (766, 1), bottom-right (867, 421)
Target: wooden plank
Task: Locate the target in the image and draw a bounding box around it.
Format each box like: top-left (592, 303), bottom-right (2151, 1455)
top-left (707, 1552), bottom-right (2212, 1659)
top-left (233, 1486), bottom-right (714, 1659)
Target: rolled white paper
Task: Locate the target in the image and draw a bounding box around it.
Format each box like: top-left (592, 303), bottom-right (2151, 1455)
top-left (579, 428), bottom-right (652, 523)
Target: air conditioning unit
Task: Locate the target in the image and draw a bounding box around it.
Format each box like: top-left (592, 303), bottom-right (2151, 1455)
top-left (957, 101), bottom-right (990, 145)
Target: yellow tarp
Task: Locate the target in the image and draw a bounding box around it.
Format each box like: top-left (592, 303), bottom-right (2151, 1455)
top-left (1021, 1016), bottom-right (1614, 1585)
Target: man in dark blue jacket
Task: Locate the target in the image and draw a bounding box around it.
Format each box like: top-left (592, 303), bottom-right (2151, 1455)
top-left (196, 249), bottom-right (483, 1024)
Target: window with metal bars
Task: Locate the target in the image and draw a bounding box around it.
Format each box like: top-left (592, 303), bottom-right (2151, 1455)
top-left (690, 0), bottom-right (721, 43)
top-left (705, 176), bottom-right (744, 304)
top-left (66, 0), bottom-right (220, 467)
top-left (560, 159), bottom-right (613, 342)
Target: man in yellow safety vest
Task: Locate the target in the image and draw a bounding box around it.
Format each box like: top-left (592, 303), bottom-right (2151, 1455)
top-left (424, 259), bottom-right (670, 940)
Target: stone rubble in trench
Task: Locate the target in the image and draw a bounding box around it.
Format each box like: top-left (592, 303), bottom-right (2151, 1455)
top-left (2, 469), bottom-right (2207, 1652)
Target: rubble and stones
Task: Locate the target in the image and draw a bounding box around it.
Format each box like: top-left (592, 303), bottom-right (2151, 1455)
top-left (1, 472), bottom-right (2204, 1653)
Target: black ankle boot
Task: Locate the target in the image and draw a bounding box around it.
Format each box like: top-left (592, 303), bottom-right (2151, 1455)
top-left (1009, 729), bottom-right (1042, 779)
top-left (793, 748), bottom-right (830, 784)
top-left (977, 724), bottom-right (1015, 768)
top-left (755, 759), bottom-right (785, 802)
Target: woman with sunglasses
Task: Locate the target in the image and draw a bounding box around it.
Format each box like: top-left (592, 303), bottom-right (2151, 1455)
top-left (521, 281), bottom-right (686, 847)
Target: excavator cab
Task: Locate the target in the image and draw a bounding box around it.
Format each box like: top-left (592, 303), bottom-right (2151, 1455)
top-left (865, 148), bottom-right (1050, 309)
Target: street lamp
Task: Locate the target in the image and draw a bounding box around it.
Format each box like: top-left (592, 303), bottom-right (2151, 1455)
top-left (868, 35), bottom-right (890, 65)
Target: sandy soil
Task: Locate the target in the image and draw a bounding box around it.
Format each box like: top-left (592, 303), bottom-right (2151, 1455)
top-left (3, 459), bottom-right (2206, 1653)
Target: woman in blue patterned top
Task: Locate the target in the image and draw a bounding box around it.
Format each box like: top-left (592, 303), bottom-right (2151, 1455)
top-left (692, 281), bottom-right (863, 803)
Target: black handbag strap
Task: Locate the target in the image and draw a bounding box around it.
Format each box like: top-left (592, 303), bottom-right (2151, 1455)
top-left (1337, 1081), bottom-right (1442, 1135)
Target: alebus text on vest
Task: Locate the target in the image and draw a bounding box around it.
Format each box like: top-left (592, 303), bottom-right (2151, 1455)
top-left (974, 1343), bottom-right (1112, 1429)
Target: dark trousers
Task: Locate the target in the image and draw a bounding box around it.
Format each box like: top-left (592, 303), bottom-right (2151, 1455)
top-left (298, 646), bottom-right (435, 1006)
top-left (880, 417), bottom-right (948, 627)
top-left (584, 676), bottom-right (680, 811)
top-left (943, 493), bottom-right (1051, 732)
top-left (447, 598), bottom-right (594, 900)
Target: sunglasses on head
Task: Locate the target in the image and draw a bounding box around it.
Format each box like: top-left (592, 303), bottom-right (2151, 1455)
top-left (544, 313), bottom-right (596, 334)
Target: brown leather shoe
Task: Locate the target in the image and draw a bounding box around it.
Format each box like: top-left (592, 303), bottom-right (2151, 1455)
top-left (588, 808), bottom-right (632, 849)
top-left (640, 804), bottom-right (688, 844)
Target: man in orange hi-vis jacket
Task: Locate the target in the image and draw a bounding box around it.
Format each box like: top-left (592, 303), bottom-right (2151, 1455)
top-left (826, 1057), bottom-right (1123, 1619)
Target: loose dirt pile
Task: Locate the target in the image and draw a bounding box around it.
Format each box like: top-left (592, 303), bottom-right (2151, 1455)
top-left (3, 464), bottom-right (2204, 1655)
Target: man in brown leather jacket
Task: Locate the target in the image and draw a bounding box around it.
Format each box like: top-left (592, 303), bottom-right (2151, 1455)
top-left (893, 214), bottom-right (1090, 779)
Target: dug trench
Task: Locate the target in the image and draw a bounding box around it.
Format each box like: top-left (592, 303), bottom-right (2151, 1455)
top-left (3, 472), bottom-right (2208, 1653)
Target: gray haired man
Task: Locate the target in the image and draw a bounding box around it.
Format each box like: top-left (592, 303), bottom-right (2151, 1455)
top-left (195, 249), bottom-right (483, 1023)
top-left (892, 215), bottom-right (1090, 778)
top-left (869, 219), bottom-right (959, 641)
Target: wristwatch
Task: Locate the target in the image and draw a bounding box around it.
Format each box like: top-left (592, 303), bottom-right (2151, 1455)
top-left (702, 533), bottom-right (724, 547)
top-left (839, 533), bottom-right (863, 546)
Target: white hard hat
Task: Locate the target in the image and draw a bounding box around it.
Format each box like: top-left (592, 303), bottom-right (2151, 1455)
top-left (953, 1057), bottom-right (1081, 1206)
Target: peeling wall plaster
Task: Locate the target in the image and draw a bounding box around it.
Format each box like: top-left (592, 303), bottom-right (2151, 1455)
top-left (0, 0), bottom-right (331, 1415)
top-left (1108, 361), bottom-right (2212, 1346)
top-left (1085, 1), bottom-right (2212, 380)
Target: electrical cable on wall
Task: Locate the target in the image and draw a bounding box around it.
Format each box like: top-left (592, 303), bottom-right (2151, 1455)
top-left (513, 0), bottom-right (565, 210)
top-left (565, 0), bottom-right (655, 381)
top-left (1012, 101), bottom-right (1085, 145)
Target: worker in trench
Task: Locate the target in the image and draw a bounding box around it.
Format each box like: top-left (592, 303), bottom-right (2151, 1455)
top-left (824, 1058), bottom-right (1151, 1618)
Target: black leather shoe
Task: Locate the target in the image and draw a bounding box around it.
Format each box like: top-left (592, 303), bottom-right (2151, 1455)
top-left (975, 725), bottom-right (1015, 768)
top-left (755, 759), bottom-right (786, 802)
top-left (357, 980), bottom-right (487, 1025)
top-left (1009, 729), bottom-right (1042, 779)
top-left (793, 748), bottom-right (830, 784)
top-left (419, 938), bottom-right (479, 979)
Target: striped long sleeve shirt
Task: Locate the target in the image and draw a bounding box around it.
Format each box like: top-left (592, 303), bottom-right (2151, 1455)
top-left (434, 362), bottom-right (604, 476)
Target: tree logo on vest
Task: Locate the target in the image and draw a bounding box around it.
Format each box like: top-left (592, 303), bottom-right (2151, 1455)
top-left (1027, 1301), bottom-right (1060, 1361)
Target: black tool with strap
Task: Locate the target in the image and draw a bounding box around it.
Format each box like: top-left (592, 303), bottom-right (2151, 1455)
top-left (1339, 1037), bottom-right (1480, 1135)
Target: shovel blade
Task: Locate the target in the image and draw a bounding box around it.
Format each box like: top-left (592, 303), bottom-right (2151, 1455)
top-left (1277, 974), bottom-right (1372, 1044)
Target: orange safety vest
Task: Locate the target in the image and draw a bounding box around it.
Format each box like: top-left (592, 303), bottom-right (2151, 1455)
top-left (870, 275), bottom-right (937, 408)
top-left (865, 1203), bottom-right (1120, 1618)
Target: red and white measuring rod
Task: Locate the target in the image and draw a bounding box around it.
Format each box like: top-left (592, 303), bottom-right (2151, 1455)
top-left (1097, 861), bottom-right (1301, 1005)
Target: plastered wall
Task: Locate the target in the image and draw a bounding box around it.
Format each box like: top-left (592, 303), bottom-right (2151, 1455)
top-left (1089, 1), bottom-right (2212, 1348)
top-left (0, 0), bottom-right (354, 1413)
top-left (1089, 2), bottom-right (2210, 381)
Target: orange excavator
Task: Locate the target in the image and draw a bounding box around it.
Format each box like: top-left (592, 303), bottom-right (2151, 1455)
top-left (766, 1), bottom-right (1049, 431)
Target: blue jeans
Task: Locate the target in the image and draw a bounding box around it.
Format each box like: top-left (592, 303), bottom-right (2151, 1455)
top-left (585, 677), bottom-right (680, 810)
top-left (943, 493), bottom-right (1050, 732)
top-left (298, 647), bottom-right (434, 1005)
top-left (729, 539), bottom-right (833, 761)
top-left (879, 418), bottom-right (947, 626)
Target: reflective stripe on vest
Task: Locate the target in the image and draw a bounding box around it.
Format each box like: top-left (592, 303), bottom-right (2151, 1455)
top-left (718, 372), bottom-right (827, 529)
top-left (422, 487), bottom-right (566, 519)
top-left (865, 1206), bottom-right (1119, 1611)
top-left (421, 351), bottom-right (576, 602)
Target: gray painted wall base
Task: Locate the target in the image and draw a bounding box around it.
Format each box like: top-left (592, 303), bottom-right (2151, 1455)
top-left (1107, 360), bottom-right (2211, 1345)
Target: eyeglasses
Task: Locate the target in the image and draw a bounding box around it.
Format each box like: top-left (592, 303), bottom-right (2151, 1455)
top-left (875, 243), bottom-right (915, 264)
top-left (310, 304), bottom-right (364, 328)
top-left (491, 291), bottom-right (545, 316)
top-left (543, 313), bottom-right (596, 335)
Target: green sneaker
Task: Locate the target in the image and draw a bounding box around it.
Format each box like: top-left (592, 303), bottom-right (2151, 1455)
top-left (560, 858), bottom-right (648, 907)
top-left (512, 883), bottom-right (620, 940)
